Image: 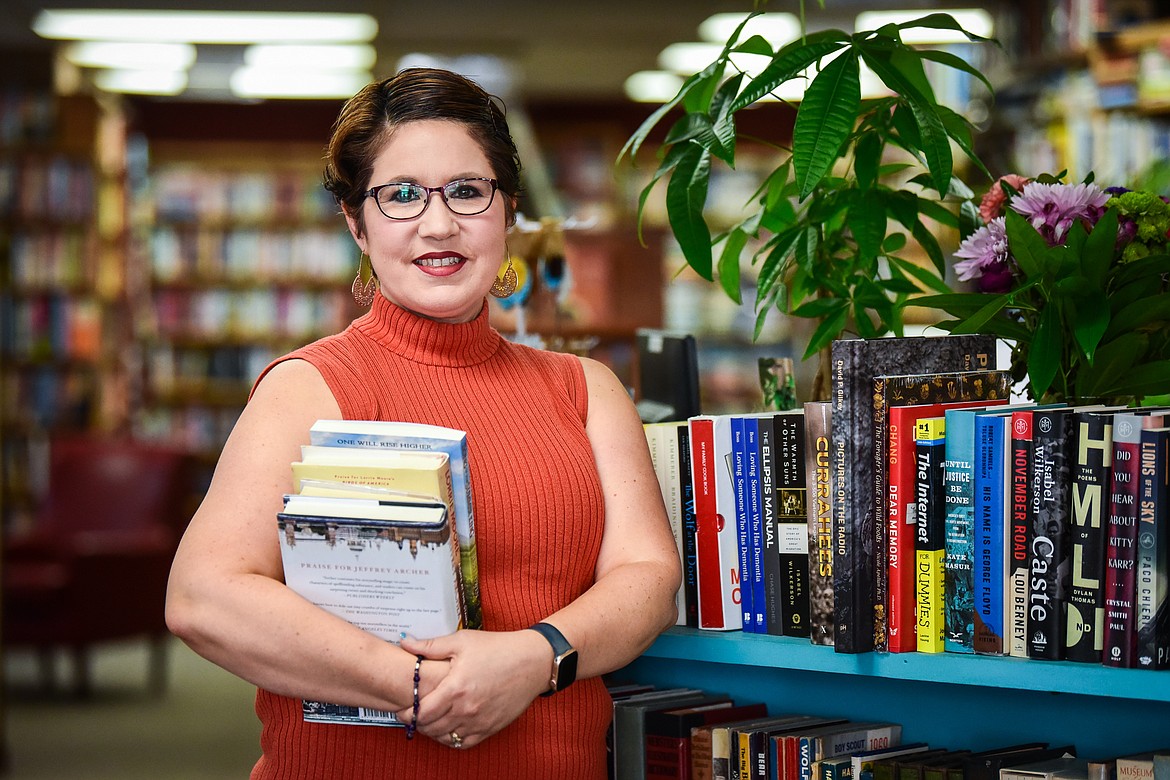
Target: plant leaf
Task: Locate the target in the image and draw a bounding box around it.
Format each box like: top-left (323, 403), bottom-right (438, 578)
top-left (888, 255), bottom-right (950, 293)
top-left (911, 218), bottom-right (945, 274)
top-left (665, 145), bottom-right (713, 280)
top-left (708, 74), bottom-right (743, 165)
top-left (934, 105), bottom-right (992, 180)
top-left (756, 227), bottom-right (802, 297)
top-left (1081, 206), bottom-right (1117, 288)
top-left (734, 34), bottom-right (774, 57)
top-left (1103, 290), bottom-right (1170, 340)
top-left (847, 189), bottom-right (886, 262)
top-left (620, 60), bottom-right (723, 160)
top-left (1003, 209), bottom-right (1049, 278)
top-left (894, 12), bottom-right (995, 43)
top-left (854, 130), bottom-right (881, 189)
top-left (1069, 295), bottom-right (1110, 361)
top-left (917, 49), bottom-right (995, 94)
top-left (1028, 304), bottom-right (1062, 400)
top-left (716, 229), bottom-right (747, 304)
top-left (731, 31), bottom-right (851, 112)
top-left (1109, 359), bottom-right (1170, 397)
top-left (794, 49), bottom-right (861, 199)
top-left (1077, 332), bottom-right (1147, 397)
top-left (802, 301), bottom-right (850, 358)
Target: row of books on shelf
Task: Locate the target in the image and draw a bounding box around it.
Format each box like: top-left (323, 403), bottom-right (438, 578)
top-left (647, 333), bottom-right (1170, 669)
top-left (151, 166), bottom-right (338, 224)
top-left (145, 343), bottom-right (281, 396)
top-left (134, 406), bottom-right (241, 453)
top-left (6, 229), bottom-right (97, 288)
top-left (0, 155), bottom-right (94, 221)
top-left (607, 682), bottom-right (1170, 780)
top-left (0, 92), bottom-right (57, 147)
top-left (152, 288), bottom-right (351, 341)
top-left (0, 365), bottom-right (94, 430)
top-left (150, 226), bottom-right (354, 284)
top-left (1, 295), bottom-right (103, 362)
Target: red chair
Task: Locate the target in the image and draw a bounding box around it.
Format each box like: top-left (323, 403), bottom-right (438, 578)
top-left (3, 436), bottom-right (198, 696)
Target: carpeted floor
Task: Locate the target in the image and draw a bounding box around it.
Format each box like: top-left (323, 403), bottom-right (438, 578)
top-left (3, 637), bottom-right (260, 778)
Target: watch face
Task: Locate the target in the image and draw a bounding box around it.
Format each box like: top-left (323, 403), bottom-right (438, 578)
top-left (554, 648), bottom-right (579, 690)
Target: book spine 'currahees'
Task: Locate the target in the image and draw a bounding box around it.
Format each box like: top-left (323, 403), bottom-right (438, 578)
top-left (804, 401), bottom-right (834, 646)
top-left (915, 416), bottom-right (947, 653)
top-left (830, 335), bottom-right (995, 653)
top-left (1102, 412), bottom-right (1165, 666)
top-left (1135, 426), bottom-right (1170, 669)
top-left (1026, 409), bottom-right (1074, 660)
top-left (1065, 412), bottom-right (1114, 662)
top-left (775, 411), bottom-right (811, 638)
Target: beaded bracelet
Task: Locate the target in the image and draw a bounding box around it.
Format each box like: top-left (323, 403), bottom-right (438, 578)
top-left (406, 655), bottom-right (423, 740)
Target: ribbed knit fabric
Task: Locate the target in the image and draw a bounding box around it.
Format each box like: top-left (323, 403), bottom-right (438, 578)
top-left (249, 293), bottom-right (610, 780)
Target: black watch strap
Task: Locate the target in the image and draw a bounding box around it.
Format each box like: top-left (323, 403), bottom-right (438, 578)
top-left (528, 622), bottom-right (578, 696)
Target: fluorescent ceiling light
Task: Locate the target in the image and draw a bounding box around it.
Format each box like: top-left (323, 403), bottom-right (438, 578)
top-left (698, 13), bottom-right (799, 46)
top-left (658, 42), bottom-right (724, 74)
top-left (624, 71), bottom-right (685, 103)
top-left (230, 68), bottom-right (372, 99)
top-left (855, 9), bottom-right (993, 44)
top-left (33, 10), bottom-right (377, 44)
top-left (64, 41), bottom-right (196, 70)
top-left (245, 44), bottom-right (377, 70)
top-left (93, 69), bottom-right (187, 96)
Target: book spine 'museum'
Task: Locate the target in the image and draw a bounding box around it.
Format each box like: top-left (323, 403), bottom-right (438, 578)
top-left (776, 412), bottom-right (811, 638)
top-left (1065, 413), bottom-right (1113, 662)
top-left (916, 417), bottom-right (947, 653)
top-left (804, 401), bottom-right (835, 646)
top-left (1026, 410), bottom-right (1073, 660)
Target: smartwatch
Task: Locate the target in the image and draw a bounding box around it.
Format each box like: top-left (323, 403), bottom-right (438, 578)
top-left (527, 622), bottom-right (578, 696)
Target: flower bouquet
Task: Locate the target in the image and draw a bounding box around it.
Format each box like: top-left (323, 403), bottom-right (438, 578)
top-left (916, 174), bottom-right (1170, 404)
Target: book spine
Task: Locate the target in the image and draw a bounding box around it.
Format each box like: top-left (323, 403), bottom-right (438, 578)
top-left (746, 418), bottom-right (767, 633)
top-left (1026, 410), bottom-right (1073, 660)
top-left (732, 416), bottom-right (754, 632)
top-left (776, 412), bottom-right (811, 638)
top-left (915, 416), bottom-right (947, 653)
top-left (888, 405), bottom-right (936, 653)
top-left (678, 423), bottom-right (700, 628)
top-left (693, 725), bottom-right (715, 780)
top-left (1102, 414), bottom-right (1147, 667)
top-left (943, 408), bottom-right (977, 654)
top-left (873, 376), bottom-right (892, 653)
top-left (1007, 411), bottom-right (1034, 658)
top-left (646, 734), bottom-right (689, 779)
top-left (972, 414), bottom-right (1007, 654)
top-left (804, 401), bottom-right (835, 646)
top-left (759, 415), bottom-right (784, 636)
top-left (1065, 412), bottom-right (1113, 662)
top-left (1135, 427), bottom-right (1170, 669)
top-left (690, 418), bottom-right (726, 630)
top-left (660, 424), bottom-right (687, 627)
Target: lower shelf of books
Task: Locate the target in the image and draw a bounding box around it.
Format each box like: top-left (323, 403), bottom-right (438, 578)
top-left (618, 627), bottom-right (1170, 759)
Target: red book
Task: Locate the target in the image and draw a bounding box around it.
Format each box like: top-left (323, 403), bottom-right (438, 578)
top-left (689, 416), bottom-right (742, 630)
top-left (644, 701), bottom-right (767, 780)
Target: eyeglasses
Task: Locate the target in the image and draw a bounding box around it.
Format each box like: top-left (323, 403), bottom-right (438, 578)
top-left (364, 177), bottom-right (500, 220)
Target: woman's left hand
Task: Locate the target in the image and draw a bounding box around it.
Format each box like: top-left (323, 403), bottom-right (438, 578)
top-left (395, 628), bottom-right (552, 749)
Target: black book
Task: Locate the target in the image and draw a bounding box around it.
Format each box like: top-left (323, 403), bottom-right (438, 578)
top-left (774, 411), bottom-right (811, 638)
top-left (1136, 427), bottom-right (1170, 669)
top-left (1026, 408), bottom-right (1076, 660)
top-left (677, 422), bottom-right (699, 628)
top-left (830, 334), bottom-right (995, 653)
top-left (962, 744), bottom-right (1075, 780)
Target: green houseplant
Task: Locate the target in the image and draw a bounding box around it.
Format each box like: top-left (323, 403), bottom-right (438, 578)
top-left (621, 4), bottom-right (993, 398)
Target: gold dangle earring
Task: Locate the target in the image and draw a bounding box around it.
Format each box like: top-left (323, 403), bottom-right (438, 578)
top-left (489, 255), bottom-right (518, 299)
top-left (351, 253), bottom-right (377, 307)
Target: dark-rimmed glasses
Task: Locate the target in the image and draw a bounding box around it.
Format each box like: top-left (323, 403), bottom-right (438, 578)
top-left (364, 177), bottom-right (500, 220)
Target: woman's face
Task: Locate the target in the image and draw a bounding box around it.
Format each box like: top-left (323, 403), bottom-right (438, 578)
top-left (347, 119), bottom-right (509, 324)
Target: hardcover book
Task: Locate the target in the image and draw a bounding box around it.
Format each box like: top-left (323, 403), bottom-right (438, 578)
top-left (1065, 411), bottom-right (1116, 662)
top-left (1135, 427), bottom-right (1170, 670)
top-left (774, 410), bottom-right (811, 638)
top-left (646, 421), bottom-right (688, 626)
top-left (731, 416), bottom-right (754, 632)
top-left (614, 689), bottom-right (712, 780)
top-left (972, 412), bottom-right (1011, 655)
top-left (915, 417), bottom-right (947, 653)
top-left (689, 415), bottom-right (743, 630)
top-left (744, 416), bottom-right (767, 633)
top-left (678, 421), bottom-right (700, 629)
top-left (851, 743), bottom-right (933, 780)
top-left (797, 722), bottom-right (903, 780)
top-left (307, 419), bottom-right (481, 628)
top-left (942, 406), bottom-right (981, 653)
top-left (804, 401), bottom-right (835, 646)
top-left (830, 334), bottom-right (995, 653)
top-left (1103, 410), bottom-right (1168, 667)
top-left (874, 370), bottom-right (1011, 652)
top-left (759, 414), bottom-right (783, 636)
top-left (705, 714), bottom-right (811, 780)
top-left (277, 495), bottom-right (464, 727)
top-left (1000, 756), bottom-right (1090, 780)
top-left (645, 700), bottom-right (767, 780)
top-left (768, 717), bottom-right (851, 780)
top-left (1027, 408), bottom-right (1077, 660)
top-left (1008, 409), bottom-right (1038, 658)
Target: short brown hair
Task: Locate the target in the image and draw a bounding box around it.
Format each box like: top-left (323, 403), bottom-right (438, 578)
top-left (323, 67), bottom-right (522, 236)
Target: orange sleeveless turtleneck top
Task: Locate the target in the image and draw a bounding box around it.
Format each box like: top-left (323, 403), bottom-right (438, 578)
top-left (249, 294), bottom-right (610, 780)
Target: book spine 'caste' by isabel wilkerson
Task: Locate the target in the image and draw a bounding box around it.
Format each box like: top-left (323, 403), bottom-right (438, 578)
top-left (1064, 412), bottom-right (1114, 662)
top-left (915, 417), bottom-right (947, 653)
top-left (1027, 409), bottom-right (1075, 660)
top-left (830, 335), bottom-right (995, 653)
top-left (775, 411), bottom-right (811, 638)
top-left (1103, 412), bottom-right (1166, 666)
top-left (804, 401), bottom-right (834, 646)
top-left (1135, 427), bottom-right (1170, 669)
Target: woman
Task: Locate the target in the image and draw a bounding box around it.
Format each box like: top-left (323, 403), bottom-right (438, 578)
top-left (165, 67), bottom-right (681, 779)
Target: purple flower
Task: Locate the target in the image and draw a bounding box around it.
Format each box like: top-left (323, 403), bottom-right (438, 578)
top-left (1010, 181), bottom-right (1110, 244)
top-left (954, 217), bottom-right (1013, 285)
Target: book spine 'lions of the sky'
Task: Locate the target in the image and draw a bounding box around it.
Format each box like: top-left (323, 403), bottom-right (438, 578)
top-left (775, 411), bottom-right (811, 638)
top-left (830, 334), bottom-right (995, 654)
top-left (973, 413), bottom-right (1010, 655)
top-left (943, 407), bottom-right (979, 654)
top-left (804, 401), bottom-right (834, 646)
top-left (1102, 412), bottom-right (1165, 666)
top-left (689, 416), bottom-right (743, 630)
top-left (677, 421), bottom-right (700, 628)
top-left (915, 416), bottom-right (947, 653)
top-left (1135, 426), bottom-right (1170, 669)
top-left (1007, 410), bottom-right (1036, 658)
top-left (1065, 412), bottom-right (1114, 662)
top-left (1026, 409), bottom-right (1074, 660)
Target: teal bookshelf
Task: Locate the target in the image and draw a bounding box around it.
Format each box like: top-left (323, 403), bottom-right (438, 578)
top-left (619, 627), bottom-right (1170, 760)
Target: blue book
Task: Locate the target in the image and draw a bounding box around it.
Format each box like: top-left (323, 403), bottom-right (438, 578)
top-left (973, 412), bottom-right (1011, 655)
top-left (744, 417), bottom-right (767, 632)
top-left (943, 406), bottom-right (980, 653)
top-left (730, 416), bottom-right (754, 631)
